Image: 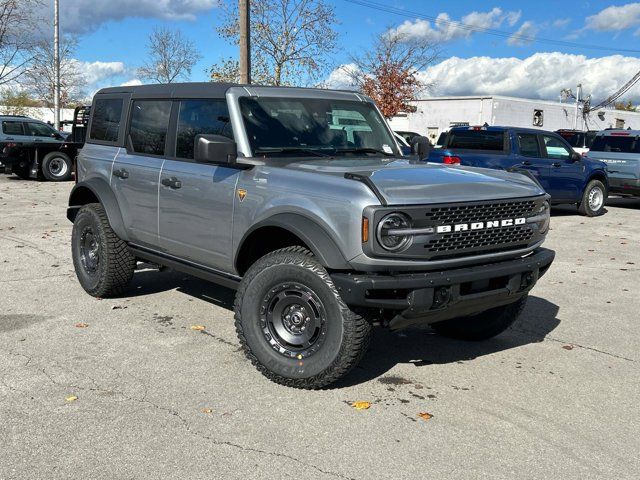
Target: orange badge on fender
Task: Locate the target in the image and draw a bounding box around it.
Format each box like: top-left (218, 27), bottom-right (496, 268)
top-left (237, 188), bottom-right (247, 202)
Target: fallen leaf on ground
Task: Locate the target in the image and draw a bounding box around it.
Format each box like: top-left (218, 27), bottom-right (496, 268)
top-left (190, 325), bottom-right (206, 331)
top-left (351, 401), bottom-right (371, 410)
top-left (111, 305), bottom-right (127, 310)
top-left (66, 396), bottom-right (78, 402)
top-left (562, 345), bottom-right (574, 350)
top-left (201, 408), bottom-right (213, 414)
top-left (417, 412), bottom-right (433, 421)
top-left (75, 323), bottom-right (89, 328)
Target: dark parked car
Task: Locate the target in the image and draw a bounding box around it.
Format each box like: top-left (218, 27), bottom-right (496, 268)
top-left (0, 106), bottom-right (89, 181)
top-left (556, 129), bottom-right (598, 155)
top-left (427, 126), bottom-right (609, 216)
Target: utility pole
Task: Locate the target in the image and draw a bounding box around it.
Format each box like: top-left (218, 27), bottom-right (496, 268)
top-left (574, 83), bottom-right (582, 131)
top-left (239, 0), bottom-right (251, 84)
top-left (53, 0), bottom-right (60, 130)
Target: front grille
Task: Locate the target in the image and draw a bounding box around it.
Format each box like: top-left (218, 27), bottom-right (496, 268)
top-left (426, 225), bottom-right (534, 259)
top-left (427, 200), bottom-right (537, 224)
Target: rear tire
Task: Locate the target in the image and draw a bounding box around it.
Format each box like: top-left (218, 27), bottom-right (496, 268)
top-left (71, 203), bottom-right (136, 297)
top-left (234, 246), bottom-right (371, 389)
top-left (578, 179), bottom-right (606, 217)
top-left (431, 296), bottom-right (528, 341)
top-left (12, 163), bottom-right (31, 180)
top-left (41, 152), bottom-right (72, 181)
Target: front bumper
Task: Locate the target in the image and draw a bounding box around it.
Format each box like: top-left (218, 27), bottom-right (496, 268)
top-left (331, 247), bottom-right (555, 330)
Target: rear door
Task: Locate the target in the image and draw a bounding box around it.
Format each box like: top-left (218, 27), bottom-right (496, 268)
top-left (513, 132), bottom-right (550, 191)
top-left (112, 99), bottom-right (171, 247)
top-left (541, 134), bottom-right (583, 202)
top-left (158, 98), bottom-right (239, 271)
top-left (588, 133), bottom-right (639, 185)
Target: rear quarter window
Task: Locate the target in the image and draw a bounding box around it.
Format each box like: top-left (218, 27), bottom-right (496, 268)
top-left (447, 130), bottom-right (505, 151)
top-left (89, 98), bottom-right (124, 143)
top-left (590, 135), bottom-right (639, 153)
top-left (2, 121), bottom-right (24, 135)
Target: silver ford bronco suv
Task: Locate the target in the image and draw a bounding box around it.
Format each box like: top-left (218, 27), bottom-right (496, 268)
top-left (67, 83), bottom-right (555, 389)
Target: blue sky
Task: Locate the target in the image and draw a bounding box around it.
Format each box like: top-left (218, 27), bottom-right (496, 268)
top-left (57, 1), bottom-right (640, 102)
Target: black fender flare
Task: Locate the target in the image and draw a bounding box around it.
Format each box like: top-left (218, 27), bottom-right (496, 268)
top-left (236, 213), bottom-right (351, 270)
top-left (67, 177), bottom-right (129, 241)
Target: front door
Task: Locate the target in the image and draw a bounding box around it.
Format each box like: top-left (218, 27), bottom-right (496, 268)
top-left (158, 98), bottom-right (238, 272)
top-left (541, 134), bottom-right (583, 202)
top-left (111, 99), bottom-right (172, 247)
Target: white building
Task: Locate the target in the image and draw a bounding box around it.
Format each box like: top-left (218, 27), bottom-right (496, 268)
top-left (0, 106), bottom-right (75, 124)
top-left (388, 95), bottom-right (640, 144)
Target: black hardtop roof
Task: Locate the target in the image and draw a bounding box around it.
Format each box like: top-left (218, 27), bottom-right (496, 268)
top-left (94, 82), bottom-right (359, 99)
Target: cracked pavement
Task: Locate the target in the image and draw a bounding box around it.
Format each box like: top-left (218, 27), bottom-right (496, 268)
top-left (0, 175), bottom-right (639, 479)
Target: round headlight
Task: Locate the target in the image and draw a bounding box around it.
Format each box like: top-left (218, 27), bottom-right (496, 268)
top-left (376, 213), bottom-right (412, 251)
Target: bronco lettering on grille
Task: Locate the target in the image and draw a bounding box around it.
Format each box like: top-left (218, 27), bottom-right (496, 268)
top-left (436, 217), bottom-right (526, 234)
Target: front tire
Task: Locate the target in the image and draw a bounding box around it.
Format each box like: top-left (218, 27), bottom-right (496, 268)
top-left (234, 247), bottom-right (371, 389)
top-left (578, 179), bottom-right (606, 217)
top-left (42, 152), bottom-right (72, 181)
top-left (431, 295), bottom-right (528, 341)
top-left (71, 203), bottom-right (136, 297)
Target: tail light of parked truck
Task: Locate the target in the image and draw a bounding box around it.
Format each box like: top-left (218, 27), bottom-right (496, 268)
top-left (443, 155), bottom-right (461, 165)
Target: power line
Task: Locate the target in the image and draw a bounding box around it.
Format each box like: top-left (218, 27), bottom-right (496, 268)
top-left (344, 0), bottom-right (640, 54)
top-left (587, 70), bottom-right (640, 111)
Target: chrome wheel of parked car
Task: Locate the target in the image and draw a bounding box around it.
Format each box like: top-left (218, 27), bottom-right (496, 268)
top-left (588, 185), bottom-right (604, 211)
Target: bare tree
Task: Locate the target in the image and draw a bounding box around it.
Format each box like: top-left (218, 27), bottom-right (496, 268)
top-left (24, 35), bottom-right (86, 111)
top-left (0, 0), bottom-right (43, 85)
top-left (137, 27), bottom-right (202, 84)
top-left (347, 31), bottom-right (439, 118)
top-left (210, 0), bottom-right (338, 86)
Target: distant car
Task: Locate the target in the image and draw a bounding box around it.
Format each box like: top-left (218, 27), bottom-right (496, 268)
top-left (393, 132), bottom-right (412, 155)
top-left (0, 115), bottom-right (65, 178)
top-left (427, 125), bottom-right (609, 216)
top-left (556, 129), bottom-right (598, 156)
top-left (394, 130), bottom-right (421, 144)
top-left (585, 129), bottom-right (640, 197)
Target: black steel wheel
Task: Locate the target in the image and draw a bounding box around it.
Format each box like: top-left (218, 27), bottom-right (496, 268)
top-left (71, 203), bottom-right (136, 297)
top-left (235, 246), bottom-right (371, 389)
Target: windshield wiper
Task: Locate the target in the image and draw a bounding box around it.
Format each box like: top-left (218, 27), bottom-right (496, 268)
top-left (254, 147), bottom-right (331, 157)
top-left (333, 147), bottom-right (395, 157)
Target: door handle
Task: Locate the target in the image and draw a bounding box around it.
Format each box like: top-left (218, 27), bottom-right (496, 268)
top-left (113, 168), bottom-right (129, 179)
top-left (522, 160), bottom-right (532, 166)
top-left (161, 177), bottom-right (182, 189)
top-left (551, 162), bottom-right (562, 168)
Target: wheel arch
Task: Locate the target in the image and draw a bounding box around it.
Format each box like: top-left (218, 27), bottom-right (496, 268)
top-left (67, 178), bottom-right (129, 241)
top-left (235, 213), bottom-right (351, 276)
top-left (586, 170), bottom-right (609, 192)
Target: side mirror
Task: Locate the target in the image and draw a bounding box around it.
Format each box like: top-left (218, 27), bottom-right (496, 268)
top-left (411, 135), bottom-right (432, 159)
top-left (570, 151), bottom-right (581, 162)
top-left (194, 134), bottom-right (237, 165)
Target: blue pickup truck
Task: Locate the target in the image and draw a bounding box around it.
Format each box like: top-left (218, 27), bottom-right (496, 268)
top-left (427, 126), bottom-right (609, 216)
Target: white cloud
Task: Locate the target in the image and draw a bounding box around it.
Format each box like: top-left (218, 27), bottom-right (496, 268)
top-left (552, 18), bottom-right (571, 29)
top-left (75, 61), bottom-right (127, 85)
top-left (584, 2), bottom-right (640, 33)
top-left (322, 63), bottom-right (360, 89)
top-left (415, 53), bottom-right (640, 103)
top-left (507, 21), bottom-right (538, 46)
top-left (121, 79), bottom-right (143, 87)
top-left (324, 53), bottom-right (640, 103)
top-left (57, 0), bottom-right (218, 33)
top-left (389, 7), bottom-right (522, 43)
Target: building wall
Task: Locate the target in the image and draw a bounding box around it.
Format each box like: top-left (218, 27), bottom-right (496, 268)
top-left (388, 96), bottom-right (640, 143)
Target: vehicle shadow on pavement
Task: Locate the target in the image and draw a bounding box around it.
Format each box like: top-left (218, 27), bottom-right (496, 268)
top-left (126, 269), bottom-right (560, 388)
top-left (606, 197), bottom-right (640, 210)
top-left (335, 296), bottom-right (560, 388)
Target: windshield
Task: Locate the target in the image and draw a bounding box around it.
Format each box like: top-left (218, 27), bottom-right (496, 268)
top-left (239, 96), bottom-right (400, 158)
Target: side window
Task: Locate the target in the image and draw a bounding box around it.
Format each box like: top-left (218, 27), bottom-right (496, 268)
top-left (90, 98), bottom-right (123, 142)
top-left (28, 122), bottom-right (57, 137)
top-left (517, 133), bottom-right (541, 158)
top-left (176, 99), bottom-right (233, 159)
top-left (128, 100), bottom-right (172, 156)
top-left (2, 121), bottom-right (25, 136)
top-left (542, 135), bottom-right (571, 160)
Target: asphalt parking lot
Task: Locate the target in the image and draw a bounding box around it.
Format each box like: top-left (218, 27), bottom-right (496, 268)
top-left (0, 175), bottom-right (638, 480)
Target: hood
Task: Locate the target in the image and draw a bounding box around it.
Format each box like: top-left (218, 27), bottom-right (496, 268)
top-left (286, 158), bottom-right (545, 205)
